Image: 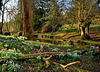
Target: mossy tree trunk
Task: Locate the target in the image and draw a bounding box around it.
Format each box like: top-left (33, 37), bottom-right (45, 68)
top-left (81, 26), bottom-right (86, 40)
top-left (85, 22), bottom-right (91, 39)
top-left (81, 21), bottom-right (91, 40)
top-left (22, 0), bottom-right (33, 39)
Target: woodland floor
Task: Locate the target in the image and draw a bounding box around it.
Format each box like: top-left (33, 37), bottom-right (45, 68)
top-left (0, 29), bottom-right (100, 72)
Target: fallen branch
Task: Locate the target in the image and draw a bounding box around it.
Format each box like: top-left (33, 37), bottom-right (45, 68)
top-left (24, 52), bottom-right (64, 57)
top-left (44, 55), bottom-right (53, 68)
top-left (50, 60), bottom-right (80, 68)
top-left (60, 61), bottom-right (80, 68)
top-left (0, 52), bottom-right (64, 63)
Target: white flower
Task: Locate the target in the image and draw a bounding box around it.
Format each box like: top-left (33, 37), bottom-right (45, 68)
top-left (37, 56), bottom-right (41, 60)
top-left (4, 44), bottom-right (8, 48)
top-left (67, 49), bottom-right (71, 52)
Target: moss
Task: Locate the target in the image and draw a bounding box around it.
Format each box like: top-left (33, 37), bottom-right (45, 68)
top-left (95, 34), bottom-right (100, 38)
top-left (78, 39), bottom-right (100, 44)
top-left (59, 60), bottom-right (66, 64)
top-left (90, 27), bottom-right (100, 31)
top-left (65, 29), bottom-right (77, 32)
top-left (67, 33), bottom-right (80, 38)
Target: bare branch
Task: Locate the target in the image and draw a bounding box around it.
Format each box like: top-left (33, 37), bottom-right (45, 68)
top-left (84, 0), bottom-right (95, 20)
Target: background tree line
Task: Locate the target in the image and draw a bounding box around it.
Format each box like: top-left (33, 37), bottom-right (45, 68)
top-left (0, 0), bottom-right (100, 39)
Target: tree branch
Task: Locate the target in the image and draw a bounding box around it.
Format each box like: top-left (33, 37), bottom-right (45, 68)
top-left (84, 0), bottom-right (95, 20)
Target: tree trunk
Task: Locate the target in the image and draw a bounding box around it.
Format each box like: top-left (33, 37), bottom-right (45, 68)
top-left (6, 23), bottom-right (9, 32)
top-left (0, 9), bottom-right (4, 34)
top-left (77, 2), bottom-right (81, 33)
top-left (77, 20), bottom-right (80, 33)
top-left (22, 0), bottom-right (33, 39)
top-left (81, 26), bottom-right (86, 40)
top-left (85, 24), bottom-right (90, 39)
top-left (52, 26), bottom-right (56, 32)
top-left (86, 25), bottom-right (89, 35)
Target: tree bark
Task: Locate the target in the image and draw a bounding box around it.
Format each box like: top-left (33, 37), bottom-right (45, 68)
top-left (85, 23), bottom-right (90, 39)
top-left (22, 0), bottom-right (33, 39)
top-left (52, 26), bottom-right (56, 32)
top-left (78, 22), bottom-right (80, 33)
top-left (77, 1), bottom-right (81, 33)
top-left (81, 26), bottom-right (86, 40)
top-left (0, 8), bottom-right (4, 34)
top-left (86, 25), bottom-right (89, 35)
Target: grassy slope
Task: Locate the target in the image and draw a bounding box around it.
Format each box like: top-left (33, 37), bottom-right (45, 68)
top-left (37, 27), bottom-right (100, 45)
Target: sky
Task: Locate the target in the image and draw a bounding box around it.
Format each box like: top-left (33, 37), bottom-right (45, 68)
top-left (0, 0), bottom-right (18, 22)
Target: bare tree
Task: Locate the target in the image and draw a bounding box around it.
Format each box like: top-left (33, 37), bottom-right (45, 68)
top-left (74, 0), bottom-right (96, 39)
top-left (0, 0), bottom-right (10, 34)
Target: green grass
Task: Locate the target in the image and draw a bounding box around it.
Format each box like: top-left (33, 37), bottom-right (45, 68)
top-left (64, 33), bottom-right (80, 38)
top-left (90, 24), bottom-right (100, 28)
top-left (60, 27), bottom-right (100, 33)
top-left (64, 29), bottom-right (78, 32)
top-left (39, 27), bottom-right (100, 37)
top-left (90, 27), bottom-right (100, 31)
top-left (96, 34), bottom-right (100, 38)
top-left (78, 39), bottom-right (100, 44)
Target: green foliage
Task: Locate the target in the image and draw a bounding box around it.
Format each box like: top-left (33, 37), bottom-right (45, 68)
top-left (32, 8), bottom-right (43, 31)
top-left (90, 46), bottom-right (99, 50)
top-left (67, 49), bottom-right (71, 52)
top-left (44, 45), bottom-right (50, 49)
top-left (65, 52), bottom-right (81, 61)
top-left (18, 36), bottom-right (27, 41)
top-left (92, 55), bottom-right (100, 60)
top-left (13, 33), bottom-right (18, 37)
top-left (82, 22), bottom-right (88, 27)
top-left (33, 44), bottom-right (40, 48)
top-left (36, 56), bottom-right (41, 63)
top-left (65, 29), bottom-right (77, 32)
top-left (22, 47), bottom-right (27, 52)
top-left (2, 60), bottom-right (20, 72)
top-left (14, 0), bottom-right (23, 32)
top-left (0, 35), bottom-right (36, 54)
top-left (31, 0), bottom-right (51, 32)
top-left (52, 48), bottom-right (59, 52)
top-left (4, 44), bottom-right (9, 48)
top-left (0, 48), bottom-right (23, 59)
top-left (79, 39), bottom-right (100, 44)
top-left (44, 1), bottom-right (64, 32)
top-left (90, 27), bottom-right (100, 31)
top-left (59, 53), bottom-right (65, 59)
top-left (81, 20), bottom-right (84, 22)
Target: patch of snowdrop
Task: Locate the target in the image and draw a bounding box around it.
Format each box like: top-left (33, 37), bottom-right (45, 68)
top-left (18, 36), bottom-right (27, 41)
top-left (2, 60), bottom-right (20, 72)
top-left (52, 48), bottom-right (59, 52)
top-left (90, 46), bottom-right (99, 50)
top-left (67, 49), bottom-right (71, 52)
